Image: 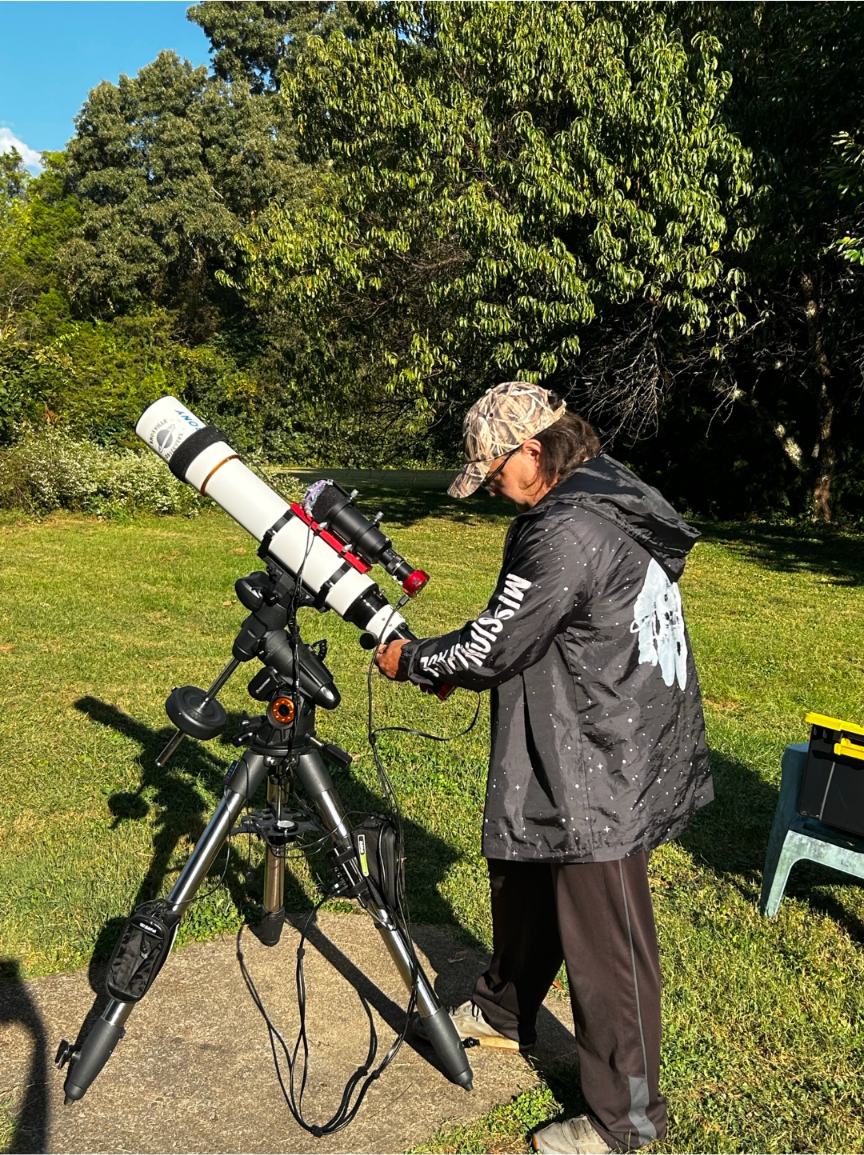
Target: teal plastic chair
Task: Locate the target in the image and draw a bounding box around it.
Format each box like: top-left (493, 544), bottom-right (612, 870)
top-left (760, 743), bottom-right (864, 917)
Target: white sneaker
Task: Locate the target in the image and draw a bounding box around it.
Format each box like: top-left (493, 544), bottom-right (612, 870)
top-left (413, 1000), bottom-right (526, 1050)
top-left (533, 1115), bottom-right (613, 1154)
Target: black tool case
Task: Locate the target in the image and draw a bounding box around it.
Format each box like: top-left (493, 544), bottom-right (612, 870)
top-left (799, 713), bottom-right (864, 838)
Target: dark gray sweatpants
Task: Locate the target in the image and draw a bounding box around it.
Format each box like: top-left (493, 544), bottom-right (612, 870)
top-left (471, 855), bottom-right (666, 1152)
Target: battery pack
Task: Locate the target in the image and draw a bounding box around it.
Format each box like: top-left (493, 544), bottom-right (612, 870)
top-left (352, 815), bottom-right (400, 910)
top-left (798, 713), bottom-right (864, 838)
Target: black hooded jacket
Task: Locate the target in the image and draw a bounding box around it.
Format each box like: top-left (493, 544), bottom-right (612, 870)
top-left (399, 454), bottom-right (713, 863)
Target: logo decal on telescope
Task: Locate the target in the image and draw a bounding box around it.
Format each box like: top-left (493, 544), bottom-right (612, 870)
top-left (419, 571), bottom-right (531, 676)
top-left (175, 409), bottom-right (202, 429)
top-left (156, 424), bottom-right (176, 451)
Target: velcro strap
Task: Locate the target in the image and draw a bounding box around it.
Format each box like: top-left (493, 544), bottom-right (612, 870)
top-left (168, 425), bottom-right (227, 481)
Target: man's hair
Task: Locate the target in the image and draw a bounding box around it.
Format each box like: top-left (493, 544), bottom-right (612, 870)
top-left (534, 394), bottom-right (601, 486)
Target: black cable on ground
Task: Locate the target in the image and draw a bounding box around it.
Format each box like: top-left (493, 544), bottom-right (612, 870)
top-left (236, 891), bottom-right (415, 1137)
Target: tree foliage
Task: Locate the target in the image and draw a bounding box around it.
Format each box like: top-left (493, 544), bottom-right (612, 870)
top-left (826, 132), bottom-right (864, 267)
top-left (0, 153), bottom-right (81, 438)
top-left (669, 1), bottom-right (864, 521)
top-left (62, 49), bottom-right (305, 321)
top-left (187, 1), bottom-right (350, 93)
top-left (2, 0), bottom-right (864, 519)
top-left (236, 0), bottom-right (752, 439)
top-left (1, 152), bottom-right (79, 343)
top-left (0, 4), bottom-right (350, 460)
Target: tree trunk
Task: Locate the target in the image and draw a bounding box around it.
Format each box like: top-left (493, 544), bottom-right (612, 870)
top-left (811, 374), bottom-right (836, 523)
top-left (801, 271), bottom-right (835, 522)
top-left (729, 386), bottom-right (807, 475)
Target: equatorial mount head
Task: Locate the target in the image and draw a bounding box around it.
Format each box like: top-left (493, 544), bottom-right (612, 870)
top-left (234, 563), bottom-right (315, 615)
top-left (159, 565), bottom-right (340, 761)
top-left (230, 568), bottom-right (340, 711)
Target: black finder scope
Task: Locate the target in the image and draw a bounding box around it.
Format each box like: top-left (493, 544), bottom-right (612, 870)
top-left (302, 480), bottom-right (429, 597)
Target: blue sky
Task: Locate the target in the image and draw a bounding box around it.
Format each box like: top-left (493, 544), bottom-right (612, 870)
top-left (0, 1), bottom-right (212, 168)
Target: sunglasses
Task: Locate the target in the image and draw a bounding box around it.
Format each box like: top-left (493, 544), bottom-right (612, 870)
top-left (480, 445), bottom-right (521, 490)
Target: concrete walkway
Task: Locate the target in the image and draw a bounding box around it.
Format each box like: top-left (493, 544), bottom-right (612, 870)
top-left (1, 914), bottom-right (577, 1154)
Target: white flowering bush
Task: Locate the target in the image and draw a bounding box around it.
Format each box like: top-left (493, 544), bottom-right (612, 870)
top-left (0, 426), bottom-right (202, 517)
top-left (0, 427), bottom-right (308, 518)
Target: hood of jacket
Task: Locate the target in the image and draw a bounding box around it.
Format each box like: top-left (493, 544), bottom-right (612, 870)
top-left (530, 453), bottom-right (700, 581)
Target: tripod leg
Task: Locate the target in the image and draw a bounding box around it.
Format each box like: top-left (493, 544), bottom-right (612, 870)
top-left (61, 751), bottom-right (269, 1104)
top-left (255, 777), bottom-right (287, 946)
top-left (294, 750), bottom-right (473, 1091)
top-left (369, 909), bottom-right (474, 1091)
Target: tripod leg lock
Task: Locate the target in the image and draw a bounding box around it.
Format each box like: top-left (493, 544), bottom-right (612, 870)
top-left (106, 900), bottom-right (181, 1002)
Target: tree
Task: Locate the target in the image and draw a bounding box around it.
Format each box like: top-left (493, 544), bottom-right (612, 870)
top-left (0, 150), bottom-right (31, 343)
top-left (671, 1), bottom-right (864, 521)
top-left (0, 150), bottom-right (29, 205)
top-left (186, 1), bottom-right (349, 94)
top-left (0, 152), bottom-right (83, 439)
top-left (62, 49), bottom-right (306, 324)
top-left (234, 0), bottom-right (753, 448)
top-left (2, 6), bottom-right (354, 456)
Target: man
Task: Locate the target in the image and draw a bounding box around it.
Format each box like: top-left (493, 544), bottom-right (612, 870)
top-left (375, 382), bottom-right (712, 1155)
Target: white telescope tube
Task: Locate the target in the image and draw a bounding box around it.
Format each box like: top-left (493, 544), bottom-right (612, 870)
top-left (136, 397), bottom-right (408, 642)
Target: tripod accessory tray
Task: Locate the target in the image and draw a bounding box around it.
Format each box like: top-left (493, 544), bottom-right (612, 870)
top-left (106, 900), bottom-right (181, 1002)
top-left (799, 712), bottom-right (864, 838)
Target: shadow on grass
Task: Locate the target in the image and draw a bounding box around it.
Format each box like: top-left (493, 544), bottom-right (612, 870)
top-left (0, 960), bottom-right (48, 1155)
top-left (74, 696), bottom-right (265, 938)
top-left (68, 696), bottom-right (266, 1060)
top-left (680, 746), bottom-right (864, 943)
top-left (696, 521), bottom-right (864, 587)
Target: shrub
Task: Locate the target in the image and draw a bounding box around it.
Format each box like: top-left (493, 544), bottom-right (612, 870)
top-left (0, 426), bottom-right (203, 517)
top-left (0, 425), bottom-right (309, 518)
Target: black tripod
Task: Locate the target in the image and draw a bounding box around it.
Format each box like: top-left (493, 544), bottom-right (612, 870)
top-left (57, 563), bottom-right (473, 1118)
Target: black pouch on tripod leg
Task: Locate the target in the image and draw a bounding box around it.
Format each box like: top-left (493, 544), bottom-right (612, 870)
top-left (352, 815), bottom-right (400, 910)
top-left (106, 900), bottom-right (181, 1002)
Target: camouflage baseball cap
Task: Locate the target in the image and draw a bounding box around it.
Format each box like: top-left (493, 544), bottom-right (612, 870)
top-left (448, 382), bottom-right (567, 498)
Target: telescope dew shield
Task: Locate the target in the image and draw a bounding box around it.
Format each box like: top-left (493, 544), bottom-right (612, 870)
top-left (136, 398), bottom-right (409, 644)
top-left (136, 397), bottom-right (288, 541)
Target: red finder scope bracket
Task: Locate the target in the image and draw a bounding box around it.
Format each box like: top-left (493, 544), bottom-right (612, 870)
top-left (289, 503), bottom-right (371, 574)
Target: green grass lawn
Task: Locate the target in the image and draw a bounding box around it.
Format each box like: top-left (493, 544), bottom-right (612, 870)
top-left (1, 479), bottom-right (863, 1154)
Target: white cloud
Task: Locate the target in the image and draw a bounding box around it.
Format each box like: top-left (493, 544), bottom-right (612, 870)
top-left (0, 128), bottom-right (43, 171)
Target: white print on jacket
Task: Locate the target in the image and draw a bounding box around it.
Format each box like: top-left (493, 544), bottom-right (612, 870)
top-left (419, 572), bottom-right (532, 675)
top-left (630, 558), bottom-right (688, 690)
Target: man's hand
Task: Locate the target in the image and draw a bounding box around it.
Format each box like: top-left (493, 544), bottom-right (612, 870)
top-left (375, 638), bottom-right (410, 681)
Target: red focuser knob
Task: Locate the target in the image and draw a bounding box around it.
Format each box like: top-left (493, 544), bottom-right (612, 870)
top-left (402, 569), bottom-right (429, 597)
